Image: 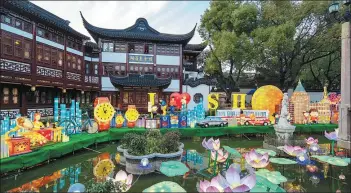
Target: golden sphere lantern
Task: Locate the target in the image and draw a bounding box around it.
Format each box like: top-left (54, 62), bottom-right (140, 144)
top-left (252, 85), bottom-right (283, 123)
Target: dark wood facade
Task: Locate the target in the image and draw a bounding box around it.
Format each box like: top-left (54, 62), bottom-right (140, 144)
top-left (0, 1), bottom-right (100, 119)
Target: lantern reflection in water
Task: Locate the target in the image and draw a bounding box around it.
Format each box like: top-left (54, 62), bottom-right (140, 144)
top-left (7, 164), bottom-right (82, 192)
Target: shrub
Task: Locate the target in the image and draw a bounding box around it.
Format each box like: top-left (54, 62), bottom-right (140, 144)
top-left (161, 130), bottom-right (181, 153)
top-left (120, 129), bottom-right (181, 155)
top-left (120, 133), bottom-right (139, 149)
top-left (145, 129), bottom-right (163, 154)
top-left (128, 134), bottom-right (147, 156)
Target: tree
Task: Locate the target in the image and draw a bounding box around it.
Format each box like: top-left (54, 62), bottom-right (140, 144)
top-left (299, 51), bottom-right (341, 91)
top-left (198, 1), bottom-right (258, 101)
top-left (199, 0), bottom-right (341, 94)
top-left (252, 0), bottom-right (341, 91)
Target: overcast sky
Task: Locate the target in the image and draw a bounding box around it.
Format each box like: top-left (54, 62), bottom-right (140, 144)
top-left (31, 1), bottom-right (210, 44)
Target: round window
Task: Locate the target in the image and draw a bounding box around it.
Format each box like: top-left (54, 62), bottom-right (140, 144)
top-left (193, 93), bottom-right (203, 104)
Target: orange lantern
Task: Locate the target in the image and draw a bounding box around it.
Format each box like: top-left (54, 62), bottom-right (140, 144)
top-left (94, 97), bottom-right (115, 131)
top-left (7, 137), bottom-right (32, 156)
top-left (125, 105), bottom-right (139, 128)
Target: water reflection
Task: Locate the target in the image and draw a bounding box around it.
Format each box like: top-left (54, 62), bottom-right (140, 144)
top-left (7, 164), bottom-right (81, 193)
top-left (1, 137), bottom-right (350, 193)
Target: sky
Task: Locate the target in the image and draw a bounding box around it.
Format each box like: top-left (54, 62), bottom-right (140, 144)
top-left (31, 1), bottom-right (210, 44)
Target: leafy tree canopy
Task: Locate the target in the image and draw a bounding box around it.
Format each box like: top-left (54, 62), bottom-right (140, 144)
top-left (199, 0), bottom-right (341, 94)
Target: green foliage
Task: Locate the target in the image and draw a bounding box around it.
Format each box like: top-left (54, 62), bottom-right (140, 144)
top-left (199, 0), bottom-right (341, 91)
top-left (145, 129), bottom-right (164, 154)
top-left (85, 179), bottom-right (123, 193)
top-left (120, 132), bottom-right (139, 149)
top-left (129, 134), bottom-right (147, 156)
top-left (121, 130), bottom-right (181, 156)
top-left (161, 131), bottom-right (181, 154)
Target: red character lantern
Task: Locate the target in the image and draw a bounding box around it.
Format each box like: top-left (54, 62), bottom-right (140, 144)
top-left (170, 93), bottom-right (182, 109)
top-left (181, 93), bottom-right (191, 104)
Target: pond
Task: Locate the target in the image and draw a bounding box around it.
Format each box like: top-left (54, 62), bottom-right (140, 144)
top-left (1, 135), bottom-right (350, 193)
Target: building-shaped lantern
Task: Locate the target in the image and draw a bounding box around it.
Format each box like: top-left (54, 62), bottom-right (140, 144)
top-left (291, 80), bottom-right (310, 124)
top-left (310, 86), bottom-right (331, 124)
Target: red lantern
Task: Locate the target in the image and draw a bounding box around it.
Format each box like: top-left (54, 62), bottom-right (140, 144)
top-left (170, 93), bottom-right (182, 109)
top-left (181, 93), bottom-right (191, 104)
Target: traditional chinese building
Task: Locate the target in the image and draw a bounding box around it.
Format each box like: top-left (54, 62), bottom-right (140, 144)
top-left (0, 0), bottom-right (103, 120)
top-left (290, 80), bottom-right (310, 124)
top-left (80, 12), bottom-right (206, 112)
top-left (0, 0), bottom-right (208, 119)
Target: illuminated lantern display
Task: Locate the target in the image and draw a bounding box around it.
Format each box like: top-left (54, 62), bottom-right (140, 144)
top-left (115, 113), bottom-right (125, 128)
top-left (94, 97), bottom-right (115, 131)
top-left (160, 116), bottom-right (170, 128)
top-left (178, 114), bottom-right (187, 128)
top-left (170, 116), bottom-right (179, 128)
top-left (290, 80), bottom-right (310, 124)
top-left (125, 105), bottom-right (140, 128)
top-left (180, 92), bottom-right (191, 111)
top-left (309, 86), bottom-right (331, 124)
top-left (170, 92), bottom-right (182, 110)
top-left (93, 153), bottom-right (115, 179)
top-left (208, 93), bottom-right (219, 110)
top-left (7, 137), bottom-right (31, 156)
top-left (252, 85), bottom-right (283, 123)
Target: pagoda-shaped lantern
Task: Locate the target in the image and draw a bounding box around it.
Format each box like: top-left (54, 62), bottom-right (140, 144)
top-left (317, 86), bottom-right (331, 123)
top-left (291, 80), bottom-right (310, 124)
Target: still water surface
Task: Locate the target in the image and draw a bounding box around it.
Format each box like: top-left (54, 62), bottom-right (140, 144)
top-left (1, 135), bottom-right (350, 192)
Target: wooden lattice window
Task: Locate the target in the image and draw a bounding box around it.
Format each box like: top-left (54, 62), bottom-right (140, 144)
top-left (14, 19), bottom-right (23, 30)
top-left (66, 53), bottom-right (71, 68)
top-left (37, 44), bottom-right (43, 62)
top-left (51, 49), bottom-right (58, 66)
top-left (3, 88), bottom-right (10, 104)
top-left (3, 35), bottom-right (13, 56)
top-left (23, 21), bottom-right (32, 33)
top-left (43, 46), bottom-right (51, 64)
top-left (58, 51), bottom-right (63, 67)
top-left (24, 40), bottom-right (31, 60)
top-left (12, 88), bottom-right (18, 104)
top-left (72, 55), bottom-right (76, 69)
top-left (14, 38), bottom-right (23, 58)
top-left (77, 58), bottom-right (82, 70)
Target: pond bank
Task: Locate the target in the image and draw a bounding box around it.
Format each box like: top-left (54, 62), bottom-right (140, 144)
top-left (0, 124), bottom-right (337, 174)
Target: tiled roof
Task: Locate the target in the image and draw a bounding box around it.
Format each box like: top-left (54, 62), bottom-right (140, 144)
top-left (4, 0), bottom-right (90, 40)
top-left (183, 78), bottom-right (217, 87)
top-left (184, 43), bottom-right (207, 51)
top-left (80, 12), bottom-right (196, 45)
top-left (109, 74), bottom-right (172, 88)
top-left (85, 41), bottom-right (99, 49)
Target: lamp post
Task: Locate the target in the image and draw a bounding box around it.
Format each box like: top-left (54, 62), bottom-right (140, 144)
top-left (329, 0), bottom-right (351, 149)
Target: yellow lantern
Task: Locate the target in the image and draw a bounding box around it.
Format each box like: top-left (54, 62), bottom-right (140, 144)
top-left (252, 85), bottom-right (283, 123)
top-left (115, 113), bottom-right (125, 128)
top-left (125, 105), bottom-right (139, 128)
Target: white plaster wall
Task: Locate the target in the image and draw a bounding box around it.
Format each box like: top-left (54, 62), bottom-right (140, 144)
top-left (156, 55), bottom-right (180, 65)
top-left (0, 23), bottom-right (33, 39)
top-left (67, 47), bottom-right (83, 56)
top-left (164, 80), bottom-right (180, 92)
top-left (101, 77), bottom-right (119, 91)
top-left (36, 36), bottom-right (64, 50)
top-left (183, 84), bottom-right (213, 111)
top-left (101, 52), bottom-right (126, 63)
